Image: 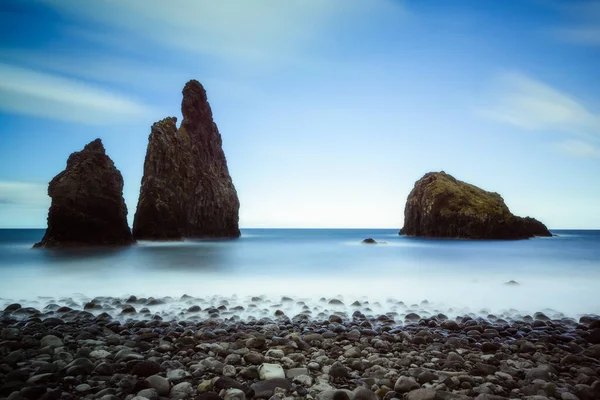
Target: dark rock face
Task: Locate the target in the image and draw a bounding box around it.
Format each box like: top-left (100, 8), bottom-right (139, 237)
top-left (133, 80), bottom-right (240, 240)
top-left (399, 171), bottom-right (552, 240)
top-left (34, 139), bottom-right (134, 248)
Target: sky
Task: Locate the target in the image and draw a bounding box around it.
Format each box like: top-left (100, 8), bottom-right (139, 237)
top-left (0, 0), bottom-right (599, 229)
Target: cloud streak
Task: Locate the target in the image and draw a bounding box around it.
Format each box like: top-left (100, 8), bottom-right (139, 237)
top-left (0, 49), bottom-right (188, 93)
top-left (554, 140), bottom-right (600, 158)
top-left (38, 0), bottom-right (407, 67)
top-left (0, 181), bottom-right (49, 208)
top-left (0, 63), bottom-right (156, 125)
top-left (479, 71), bottom-right (600, 159)
top-left (0, 0), bottom-right (407, 124)
top-left (479, 71), bottom-right (600, 137)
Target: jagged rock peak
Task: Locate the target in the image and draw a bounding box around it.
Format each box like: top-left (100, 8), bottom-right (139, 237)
top-left (133, 80), bottom-right (240, 240)
top-left (399, 171), bottom-right (552, 240)
top-left (182, 80), bottom-right (209, 116)
top-left (83, 137), bottom-right (105, 152)
top-left (34, 139), bottom-right (135, 248)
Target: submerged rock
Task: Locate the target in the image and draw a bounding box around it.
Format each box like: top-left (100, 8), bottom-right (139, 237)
top-left (399, 171), bottom-right (552, 240)
top-left (34, 139), bottom-right (134, 248)
top-left (133, 80), bottom-right (240, 240)
top-left (361, 238), bottom-right (387, 245)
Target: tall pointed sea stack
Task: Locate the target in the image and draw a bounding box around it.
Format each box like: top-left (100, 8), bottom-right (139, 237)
top-left (400, 171), bottom-right (552, 240)
top-left (34, 139), bottom-right (134, 248)
top-left (133, 80), bottom-right (240, 240)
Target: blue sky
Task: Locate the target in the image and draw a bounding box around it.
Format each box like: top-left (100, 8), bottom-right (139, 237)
top-left (0, 0), bottom-right (599, 229)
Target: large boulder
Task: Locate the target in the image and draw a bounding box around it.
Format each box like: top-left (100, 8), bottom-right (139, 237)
top-left (399, 171), bottom-right (551, 240)
top-left (34, 139), bottom-right (134, 248)
top-left (133, 80), bottom-right (240, 240)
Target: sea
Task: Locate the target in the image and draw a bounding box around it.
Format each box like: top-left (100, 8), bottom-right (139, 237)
top-left (0, 229), bottom-right (599, 321)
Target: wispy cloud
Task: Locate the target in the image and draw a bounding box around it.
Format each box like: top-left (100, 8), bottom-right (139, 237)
top-left (0, 181), bottom-right (49, 228)
top-left (0, 63), bottom-right (156, 125)
top-left (480, 72), bottom-right (600, 136)
top-left (479, 71), bottom-right (600, 137)
top-left (554, 140), bottom-right (600, 158)
top-left (0, 49), bottom-right (188, 93)
top-left (479, 71), bottom-right (600, 159)
top-left (0, 181), bottom-right (49, 208)
top-left (0, 0), bottom-right (407, 124)
top-left (38, 0), bottom-right (407, 67)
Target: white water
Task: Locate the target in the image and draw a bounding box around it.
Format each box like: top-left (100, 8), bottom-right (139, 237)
top-left (1, 229), bottom-right (599, 320)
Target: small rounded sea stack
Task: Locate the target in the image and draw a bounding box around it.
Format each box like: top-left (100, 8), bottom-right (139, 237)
top-left (34, 139), bottom-right (134, 248)
top-left (399, 171), bottom-right (552, 240)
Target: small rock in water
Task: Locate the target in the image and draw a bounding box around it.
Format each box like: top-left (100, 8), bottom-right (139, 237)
top-left (505, 280), bottom-right (520, 286)
top-left (121, 304), bottom-right (136, 314)
top-left (405, 313), bottom-right (421, 322)
top-left (362, 238), bottom-right (377, 244)
top-left (4, 303), bottom-right (22, 312)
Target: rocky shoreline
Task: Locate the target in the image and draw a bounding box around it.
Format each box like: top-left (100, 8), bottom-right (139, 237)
top-left (1, 295), bottom-right (599, 400)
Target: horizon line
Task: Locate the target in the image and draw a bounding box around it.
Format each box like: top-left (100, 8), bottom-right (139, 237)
top-left (1, 227), bottom-right (598, 231)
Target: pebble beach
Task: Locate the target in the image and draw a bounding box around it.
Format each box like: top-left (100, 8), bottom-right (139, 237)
top-left (1, 294), bottom-right (599, 400)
